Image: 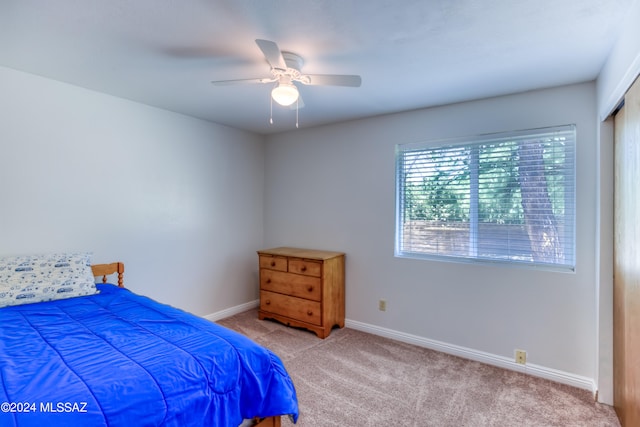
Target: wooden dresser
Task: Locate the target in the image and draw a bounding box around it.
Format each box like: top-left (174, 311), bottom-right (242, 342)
top-left (257, 247), bottom-right (345, 339)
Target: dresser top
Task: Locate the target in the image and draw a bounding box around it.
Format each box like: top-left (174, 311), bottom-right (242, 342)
top-left (257, 247), bottom-right (344, 260)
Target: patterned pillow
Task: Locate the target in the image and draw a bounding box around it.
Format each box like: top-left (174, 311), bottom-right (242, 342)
top-left (0, 252), bottom-right (99, 308)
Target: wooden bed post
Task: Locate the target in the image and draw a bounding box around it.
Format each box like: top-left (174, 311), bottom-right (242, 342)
top-left (116, 262), bottom-right (124, 287)
top-left (254, 416), bottom-right (281, 427)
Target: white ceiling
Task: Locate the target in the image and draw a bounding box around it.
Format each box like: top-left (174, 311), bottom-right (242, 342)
top-left (0, 0), bottom-right (635, 134)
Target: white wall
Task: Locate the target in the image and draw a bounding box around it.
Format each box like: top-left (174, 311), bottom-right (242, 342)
top-left (596, 118), bottom-right (614, 405)
top-left (0, 66), bottom-right (265, 316)
top-left (597, 0), bottom-right (640, 119)
top-left (264, 82), bottom-right (599, 386)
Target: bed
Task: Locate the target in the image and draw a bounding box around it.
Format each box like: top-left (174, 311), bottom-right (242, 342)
top-left (0, 255), bottom-right (298, 427)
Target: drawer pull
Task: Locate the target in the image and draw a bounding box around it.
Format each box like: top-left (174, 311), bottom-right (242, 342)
top-left (265, 300), bottom-right (271, 305)
top-left (301, 266), bottom-right (307, 272)
top-left (307, 286), bottom-right (314, 292)
top-left (270, 261), bottom-right (276, 267)
top-left (266, 279), bottom-right (271, 284)
top-left (307, 310), bottom-right (313, 316)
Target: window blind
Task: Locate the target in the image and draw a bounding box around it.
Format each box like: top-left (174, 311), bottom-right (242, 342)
top-left (395, 125), bottom-right (576, 270)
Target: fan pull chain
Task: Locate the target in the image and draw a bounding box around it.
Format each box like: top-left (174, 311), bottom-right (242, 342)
top-left (295, 98), bottom-right (299, 128)
top-left (269, 95), bottom-right (273, 125)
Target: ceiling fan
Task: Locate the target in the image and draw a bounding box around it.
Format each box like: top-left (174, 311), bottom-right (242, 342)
top-left (211, 39), bottom-right (362, 109)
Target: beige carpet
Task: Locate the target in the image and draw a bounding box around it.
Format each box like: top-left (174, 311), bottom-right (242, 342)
top-left (217, 310), bottom-right (620, 427)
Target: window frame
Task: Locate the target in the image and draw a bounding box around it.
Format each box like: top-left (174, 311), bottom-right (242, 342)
top-left (394, 125), bottom-right (576, 272)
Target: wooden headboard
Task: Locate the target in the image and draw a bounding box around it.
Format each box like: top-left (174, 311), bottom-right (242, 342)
top-left (91, 262), bottom-right (125, 288)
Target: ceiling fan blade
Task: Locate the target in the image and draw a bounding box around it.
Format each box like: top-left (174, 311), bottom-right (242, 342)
top-left (255, 39), bottom-right (287, 71)
top-left (211, 77), bottom-right (274, 86)
top-left (301, 74), bottom-right (362, 87)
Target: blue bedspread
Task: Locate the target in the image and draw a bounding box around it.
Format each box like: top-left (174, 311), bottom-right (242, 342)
top-left (0, 284), bottom-right (298, 426)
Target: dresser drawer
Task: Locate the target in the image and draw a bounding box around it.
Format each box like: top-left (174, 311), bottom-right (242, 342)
top-left (288, 258), bottom-right (321, 277)
top-left (260, 270), bottom-right (321, 301)
top-left (259, 255), bottom-right (287, 272)
top-left (260, 290), bottom-right (322, 325)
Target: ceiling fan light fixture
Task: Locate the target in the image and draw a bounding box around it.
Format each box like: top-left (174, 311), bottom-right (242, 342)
top-left (271, 82), bottom-right (299, 106)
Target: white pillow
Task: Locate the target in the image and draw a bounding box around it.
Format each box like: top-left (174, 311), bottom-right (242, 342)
top-left (0, 252), bottom-right (98, 308)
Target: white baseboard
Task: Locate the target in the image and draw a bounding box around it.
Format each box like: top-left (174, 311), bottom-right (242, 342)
top-left (345, 318), bottom-right (597, 396)
top-left (203, 299), bottom-right (259, 322)
top-left (204, 305), bottom-right (596, 395)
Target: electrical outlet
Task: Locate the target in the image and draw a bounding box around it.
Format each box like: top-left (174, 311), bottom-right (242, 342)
top-left (515, 349), bottom-right (527, 365)
top-left (378, 299), bottom-right (387, 312)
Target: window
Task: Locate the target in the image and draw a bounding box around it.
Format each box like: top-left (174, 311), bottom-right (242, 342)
top-left (395, 125), bottom-right (576, 270)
